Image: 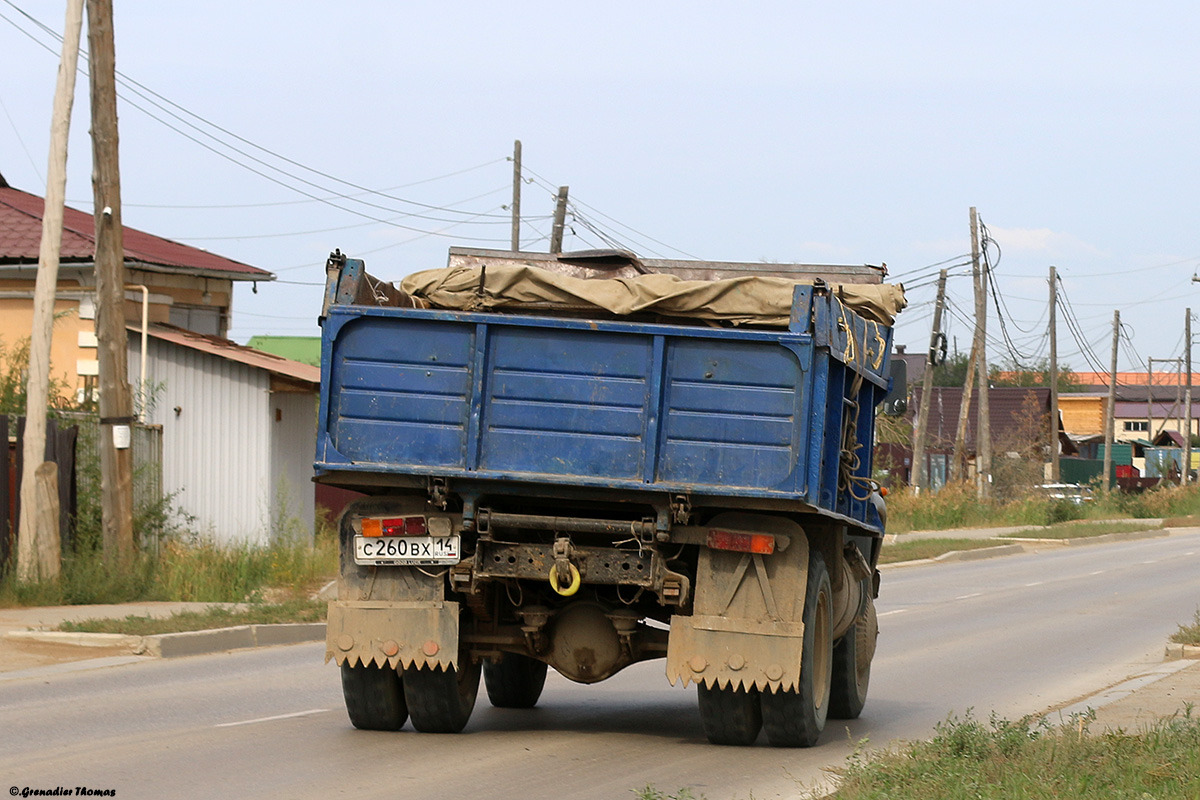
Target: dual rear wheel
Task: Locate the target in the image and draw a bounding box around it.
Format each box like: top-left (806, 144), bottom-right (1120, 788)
top-left (341, 650), bottom-right (549, 733)
top-left (697, 550), bottom-right (871, 747)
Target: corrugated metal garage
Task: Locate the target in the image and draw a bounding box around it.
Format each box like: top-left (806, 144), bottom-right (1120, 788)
top-left (128, 324), bottom-right (319, 545)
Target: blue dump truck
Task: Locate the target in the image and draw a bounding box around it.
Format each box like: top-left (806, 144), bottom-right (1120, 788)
top-left (316, 247), bottom-right (906, 747)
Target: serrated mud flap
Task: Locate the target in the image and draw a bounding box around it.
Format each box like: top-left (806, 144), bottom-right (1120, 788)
top-left (666, 514), bottom-right (810, 692)
top-left (666, 616), bottom-right (805, 692)
top-left (325, 600), bottom-right (459, 672)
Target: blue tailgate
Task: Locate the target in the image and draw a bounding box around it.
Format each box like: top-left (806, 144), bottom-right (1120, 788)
top-left (316, 286), bottom-right (892, 522)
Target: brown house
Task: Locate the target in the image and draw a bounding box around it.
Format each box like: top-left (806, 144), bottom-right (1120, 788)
top-left (898, 385), bottom-right (1075, 489)
top-left (0, 171), bottom-right (272, 402)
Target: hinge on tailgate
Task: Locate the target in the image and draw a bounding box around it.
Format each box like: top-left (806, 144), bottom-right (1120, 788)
top-left (428, 477), bottom-right (449, 509)
top-left (671, 494), bottom-right (692, 525)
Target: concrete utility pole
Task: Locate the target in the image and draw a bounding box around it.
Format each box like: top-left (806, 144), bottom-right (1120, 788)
top-left (16, 0), bottom-right (84, 583)
top-left (1186, 309), bottom-right (1193, 484)
top-left (970, 207), bottom-right (991, 497)
top-left (549, 186), bottom-right (569, 254)
top-left (510, 140), bottom-right (521, 251)
top-left (1049, 266), bottom-right (1060, 482)
top-left (912, 269), bottom-right (948, 492)
top-left (952, 338), bottom-right (978, 482)
top-left (1102, 310), bottom-right (1119, 491)
top-left (88, 0), bottom-right (135, 566)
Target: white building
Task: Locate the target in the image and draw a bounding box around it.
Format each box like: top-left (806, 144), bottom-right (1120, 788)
top-left (129, 324), bottom-right (320, 545)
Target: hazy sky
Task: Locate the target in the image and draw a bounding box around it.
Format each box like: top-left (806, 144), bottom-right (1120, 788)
top-left (2, 1), bottom-right (1198, 375)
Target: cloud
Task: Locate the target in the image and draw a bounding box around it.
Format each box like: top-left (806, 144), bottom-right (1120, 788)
top-left (984, 226), bottom-right (1107, 259)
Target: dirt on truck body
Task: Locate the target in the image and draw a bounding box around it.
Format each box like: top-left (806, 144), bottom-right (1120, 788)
top-left (317, 246), bottom-right (905, 746)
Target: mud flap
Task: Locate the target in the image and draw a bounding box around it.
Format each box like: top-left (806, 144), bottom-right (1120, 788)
top-left (666, 513), bottom-right (810, 692)
top-left (325, 600), bottom-right (460, 672)
top-left (667, 617), bottom-right (805, 692)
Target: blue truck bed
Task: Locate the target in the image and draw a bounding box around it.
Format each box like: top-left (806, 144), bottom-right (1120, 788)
top-left (315, 279), bottom-right (894, 534)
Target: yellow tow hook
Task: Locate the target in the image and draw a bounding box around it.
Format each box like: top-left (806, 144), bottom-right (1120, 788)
top-left (549, 562), bottom-right (582, 596)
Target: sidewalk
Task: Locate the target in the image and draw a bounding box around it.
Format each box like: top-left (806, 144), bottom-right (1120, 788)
top-left (896, 517), bottom-right (1165, 542)
top-left (0, 601), bottom-right (323, 675)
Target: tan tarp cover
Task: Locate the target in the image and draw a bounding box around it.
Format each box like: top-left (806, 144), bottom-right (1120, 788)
top-left (400, 264), bottom-right (907, 327)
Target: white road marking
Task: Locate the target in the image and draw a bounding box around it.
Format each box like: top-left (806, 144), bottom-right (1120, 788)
top-left (1141, 559), bottom-right (1159, 564)
top-left (1089, 570), bottom-right (1107, 576)
top-left (216, 709), bottom-right (329, 728)
top-left (955, 592), bottom-right (983, 600)
top-left (1025, 581), bottom-right (1044, 587)
top-left (878, 609), bottom-right (907, 617)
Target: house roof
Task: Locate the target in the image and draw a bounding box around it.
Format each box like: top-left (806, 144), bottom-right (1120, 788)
top-left (135, 323), bottom-right (319, 385)
top-left (0, 176), bottom-right (271, 281)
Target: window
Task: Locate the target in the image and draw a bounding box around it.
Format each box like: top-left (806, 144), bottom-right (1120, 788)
top-left (1123, 420), bottom-right (1149, 432)
top-left (170, 304), bottom-right (226, 337)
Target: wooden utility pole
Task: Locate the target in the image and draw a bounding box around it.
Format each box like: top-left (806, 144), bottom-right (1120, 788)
top-left (549, 186), bottom-right (569, 254)
top-left (1049, 266), bottom-right (1060, 482)
top-left (16, 0), bottom-right (84, 583)
top-left (1147, 358), bottom-right (1154, 438)
top-left (510, 140), bottom-right (521, 251)
top-left (88, 0), bottom-right (135, 566)
top-left (1102, 311), bottom-right (1119, 491)
top-left (912, 269), bottom-right (948, 492)
top-left (952, 338), bottom-right (978, 481)
top-left (970, 207), bottom-right (991, 497)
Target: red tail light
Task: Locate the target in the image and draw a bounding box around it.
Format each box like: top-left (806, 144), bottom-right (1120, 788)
top-left (707, 529), bottom-right (775, 555)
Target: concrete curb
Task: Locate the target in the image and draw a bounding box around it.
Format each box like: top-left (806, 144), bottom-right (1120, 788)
top-left (1003, 529), bottom-right (1169, 547)
top-left (881, 526), bottom-right (1175, 570)
top-left (932, 543), bottom-right (1026, 562)
top-left (5, 630), bottom-right (145, 650)
top-left (4, 622), bottom-right (326, 659)
top-left (1164, 642), bottom-right (1200, 661)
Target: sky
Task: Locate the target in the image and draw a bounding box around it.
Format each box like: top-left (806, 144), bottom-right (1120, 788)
top-left (2, 1), bottom-right (1198, 376)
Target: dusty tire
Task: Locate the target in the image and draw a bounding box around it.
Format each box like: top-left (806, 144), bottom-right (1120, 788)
top-left (404, 660), bottom-right (482, 733)
top-left (340, 661), bottom-right (407, 731)
top-left (761, 549), bottom-right (832, 747)
top-left (697, 683), bottom-right (762, 746)
top-left (829, 592), bottom-right (876, 720)
top-left (484, 652), bottom-right (548, 709)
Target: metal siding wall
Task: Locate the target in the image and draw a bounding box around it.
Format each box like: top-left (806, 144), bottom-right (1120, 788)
top-left (138, 337), bottom-right (271, 545)
top-left (269, 391), bottom-right (316, 543)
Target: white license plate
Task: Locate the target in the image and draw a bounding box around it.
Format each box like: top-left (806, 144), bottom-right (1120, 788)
top-left (353, 535), bottom-right (461, 565)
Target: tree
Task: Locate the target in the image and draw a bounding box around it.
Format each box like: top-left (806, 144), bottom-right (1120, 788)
top-left (991, 358), bottom-right (1083, 393)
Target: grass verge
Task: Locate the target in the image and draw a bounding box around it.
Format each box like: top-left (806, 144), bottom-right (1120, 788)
top-left (1001, 520), bottom-right (1164, 540)
top-left (886, 480), bottom-right (1200, 535)
top-left (0, 531), bottom-right (337, 608)
top-left (826, 711), bottom-right (1200, 800)
top-left (56, 598), bottom-right (326, 636)
top-left (878, 537), bottom-right (1007, 565)
top-left (1171, 609), bottom-right (1200, 646)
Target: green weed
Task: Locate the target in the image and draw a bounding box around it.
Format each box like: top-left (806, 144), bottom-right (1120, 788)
top-left (829, 711), bottom-right (1200, 799)
top-left (1170, 608), bottom-right (1200, 646)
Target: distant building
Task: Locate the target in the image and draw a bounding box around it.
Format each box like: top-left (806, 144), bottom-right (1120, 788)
top-left (247, 335), bottom-right (321, 367)
top-left (0, 172), bottom-right (271, 401)
top-left (2, 172), bottom-right (319, 545)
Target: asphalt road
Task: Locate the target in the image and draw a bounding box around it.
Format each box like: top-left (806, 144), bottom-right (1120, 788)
top-left (3, 531), bottom-right (1198, 800)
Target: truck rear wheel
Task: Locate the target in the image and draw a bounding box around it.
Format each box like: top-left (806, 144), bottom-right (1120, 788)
top-left (829, 591), bottom-right (875, 720)
top-left (761, 549), bottom-right (832, 747)
top-left (484, 652), bottom-right (548, 708)
top-left (340, 662), bottom-right (408, 731)
top-left (404, 660), bottom-right (481, 733)
top-left (697, 683), bottom-right (762, 746)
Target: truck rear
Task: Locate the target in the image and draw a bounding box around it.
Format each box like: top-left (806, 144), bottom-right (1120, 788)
top-left (316, 247), bottom-right (905, 746)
